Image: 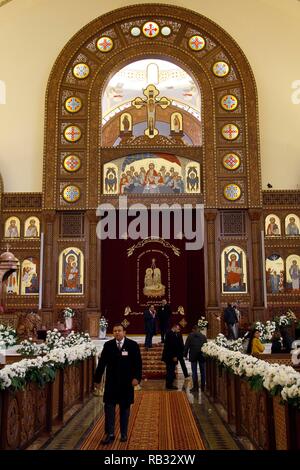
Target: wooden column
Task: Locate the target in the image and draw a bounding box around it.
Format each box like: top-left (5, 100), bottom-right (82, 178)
top-left (248, 209), bottom-right (265, 322)
top-left (205, 210), bottom-right (218, 308)
top-left (85, 211), bottom-right (100, 337)
top-left (42, 211), bottom-right (56, 309)
top-left (86, 211), bottom-right (98, 309)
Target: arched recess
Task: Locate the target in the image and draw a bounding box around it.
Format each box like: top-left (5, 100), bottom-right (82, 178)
top-left (43, 3), bottom-right (261, 211)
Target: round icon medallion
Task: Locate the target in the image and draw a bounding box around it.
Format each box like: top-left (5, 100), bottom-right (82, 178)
top-left (221, 94), bottom-right (238, 111)
top-left (64, 97), bottom-right (82, 113)
top-left (221, 124), bottom-right (239, 141)
top-left (222, 153), bottom-right (241, 170)
top-left (62, 185), bottom-right (81, 203)
top-left (130, 27), bottom-right (141, 37)
top-left (188, 35), bottom-right (205, 51)
top-left (224, 184), bottom-right (241, 201)
top-left (64, 126), bottom-right (82, 142)
top-left (142, 22), bottom-right (160, 38)
top-left (213, 61), bottom-right (230, 77)
top-left (161, 26), bottom-right (171, 36)
top-left (63, 155), bottom-right (81, 172)
top-left (73, 63), bottom-right (90, 79)
top-left (97, 36), bottom-right (114, 52)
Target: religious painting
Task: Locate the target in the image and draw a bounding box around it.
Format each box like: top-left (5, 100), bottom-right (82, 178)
top-left (143, 257), bottom-right (165, 297)
top-left (24, 216), bottom-right (40, 238)
top-left (266, 254), bottom-right (284, 294)
top-left (4, 216), bottom-right (20, 238)
top-left (120, 112), bottom-right (132, 133)
top-left (265, 214), bottom-right (281, 236)
top-left (286, 255), bottom-right (300, 292)
top-left (21, 257), bottom-right (39, 295)
top-left (58, 247), bottom-right (84, 295)
top-left (221, 246), bottom-right (247, 293)
top-left (186, 163), bottom-right (200, 193)
top-left (137, 250), bottom-right (170, 305)
top-left (6, 271), bottom-right (19, 295)
top-left (285, 214), bottom-right (300, 236)
top-left (103, 153), bottom-right (200, 195)
top-left (170, 112), bottom-right (183, 134)
top-left (104, 164), bottom-right (118, 194)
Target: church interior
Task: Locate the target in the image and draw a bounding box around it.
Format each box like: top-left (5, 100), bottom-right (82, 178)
top-left (0, 0), bottom-right (300, 453)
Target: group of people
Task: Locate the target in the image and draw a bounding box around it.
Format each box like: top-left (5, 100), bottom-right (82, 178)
top-left (223, 302), bottom-right (295, 356)
top-left (143, 299), bottom-right (171, 348)
top-left (162, 323), bottom-right (207, 392)
top-left (246, 326), bottom-right (293, 355)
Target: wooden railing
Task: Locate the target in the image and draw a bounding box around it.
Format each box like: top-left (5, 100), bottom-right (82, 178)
top-left (0, 356), bottom-right (95, 450)
top-left (206, 357), bottom-right (300, 450)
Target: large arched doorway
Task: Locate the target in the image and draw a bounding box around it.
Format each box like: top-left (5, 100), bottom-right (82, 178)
top-left (42, 4), bottom-right (263, 335)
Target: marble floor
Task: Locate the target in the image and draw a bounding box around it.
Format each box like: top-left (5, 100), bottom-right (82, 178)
top-left (26, 335), bottom-right (245, 451)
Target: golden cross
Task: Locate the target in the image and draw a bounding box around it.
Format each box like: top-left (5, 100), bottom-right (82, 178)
top-left (132, 84), bottom-right (170, 139)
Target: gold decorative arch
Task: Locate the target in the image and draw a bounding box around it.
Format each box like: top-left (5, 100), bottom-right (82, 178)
top-left (43, 3), bottom-right (261, 211)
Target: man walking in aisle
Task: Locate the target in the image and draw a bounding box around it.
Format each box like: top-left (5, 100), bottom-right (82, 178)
top-left (94, 323), bottom-right (142, 444)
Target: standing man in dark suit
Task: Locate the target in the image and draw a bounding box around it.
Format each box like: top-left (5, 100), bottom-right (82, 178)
top-left (157, 299), bottom-right (172, 343)
top-left (143, 304), bottom-right (156, 349)
top-left (161, 324), bottom-right (183, 390)
top-left (224, 303), bottom-right (238, 339)
top-left (94, 323), bottom-right (142, 444)
top-left (184, 325), bottom-right (207, 392)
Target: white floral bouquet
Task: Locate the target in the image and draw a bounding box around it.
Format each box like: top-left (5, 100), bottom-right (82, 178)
top-left (63, 307), bottom-right (75, 318)
top-left (17, 338), bottom-right (42, 356)
top-left (0, 324), bottom-right (17, 348)
top-left (99, 316), bottom-right (108, 329)
top-left (253, 320), bottom-right (276, 343)
top-left (17, 330), bottom-right (92, 357)
top-left (0, 342), bottom-right (97, 391)
top-left (274, 315), bottom-right (290, 327)
top-left (197, 316), bottom-right (208, 329)
top-left (215, 333), bottom-right (244, 352)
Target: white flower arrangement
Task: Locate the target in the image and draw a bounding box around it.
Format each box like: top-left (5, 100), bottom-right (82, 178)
top-left (0, 342), bottom-right (97, 391)
top-left (215, 333), bottom-right (244, 352)
top-left (253, 320), bottom-right (276, 343)
top-left (63, 307), bottom-right (75, 318)
top-left (16, 338), bottom-right (41, 356)
top-left (197, 316), bottom-right (208, 329)
top-left (99, 316), bottom-right (108, 329)
top-left (274, 310), bottom-right (297, 328)
top-left (202, 342), bottom-right (300, 408)
top-left (17, 330), bottom-right (93, 357)
top-left (274, 315), bottom-right (290, 327)
top-left (0, 324), bottom-right (17, 348)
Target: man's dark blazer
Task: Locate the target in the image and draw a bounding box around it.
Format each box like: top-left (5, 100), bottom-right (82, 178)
top-left (157, 303), bottom-right (172, 329)
top-left (94, 337), bottom-right (142, 407)
top-left (161, 330), bottom-right (182, 363)
top-left (144, 309), bottom-right (156, 335)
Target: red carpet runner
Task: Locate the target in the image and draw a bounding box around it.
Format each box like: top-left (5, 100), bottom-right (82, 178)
top-left (80, 391), bottom-right (206, 450)
top-left (140, 343), bottom-right (166, 379)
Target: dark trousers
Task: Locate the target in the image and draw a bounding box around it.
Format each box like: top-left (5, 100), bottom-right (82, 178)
top-left (160, 323), bottom-right (168, 343)
top-left (227, 323), bottom-right (236, 340)
top-left (104, 402), bottom-right (130, 436)
top-left (166, 361), bottom-right (176, 387)
top-left (145, 332), bottom-right (154, 348)
top-left (178, 357), bottom-right (189, 378)
top-left (191, 360), bottom-right (205, 388)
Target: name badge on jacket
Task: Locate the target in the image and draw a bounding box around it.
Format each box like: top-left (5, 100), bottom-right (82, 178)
top-left (122, 351), bottom-right (128, 356)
